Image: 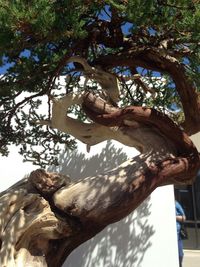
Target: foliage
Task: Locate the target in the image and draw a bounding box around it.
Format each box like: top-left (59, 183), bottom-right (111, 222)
top-left (0, 0), bottom-right (200, 166)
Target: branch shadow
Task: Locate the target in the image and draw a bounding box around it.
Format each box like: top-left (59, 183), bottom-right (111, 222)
top-left (64, 199), bottom-right (153, 267)
top-left (49, 141), bottom-right (155, 267)
top-left (49, 141), bottom-right (128, 179)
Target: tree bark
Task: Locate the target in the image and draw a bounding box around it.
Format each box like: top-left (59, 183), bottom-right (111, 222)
top-left (94, 48), bottom-right (200, 135)
top-left (0, 69), bottom-right (200, 266)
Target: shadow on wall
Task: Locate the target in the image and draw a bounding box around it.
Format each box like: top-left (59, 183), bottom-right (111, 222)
top-left (49, 141), bottom-right (155, 267)
top-left (64, 199), bottom-right (154, 267)
top-left (49, 141), bottom-right (128, 179)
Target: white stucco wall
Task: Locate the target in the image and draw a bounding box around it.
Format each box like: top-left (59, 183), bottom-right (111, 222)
top-left (0, 141), bottom-right (179, 267)
top-left (56, 141), bottom-right (179, 267)
top-left (63, 185), bottom-right (178, 267)
top-left (191, 133), bottom-right (200, 152)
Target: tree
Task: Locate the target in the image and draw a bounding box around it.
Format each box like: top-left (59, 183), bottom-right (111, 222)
top-left (0, 1), bottom-right (200, 266)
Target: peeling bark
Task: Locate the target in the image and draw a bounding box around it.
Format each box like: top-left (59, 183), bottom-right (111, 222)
top-left (0, 177), bottom-right (74, 267)
top-left (1, 58), bottom-right (200, 266)
top-left (94, 48), bottom-right (200, 134)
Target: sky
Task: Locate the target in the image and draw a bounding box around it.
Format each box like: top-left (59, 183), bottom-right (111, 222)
top-left (0, 5), bottom-right (200, 192)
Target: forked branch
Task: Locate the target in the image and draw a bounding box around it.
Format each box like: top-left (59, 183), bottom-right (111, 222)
top-left (2, 57), bottom-right (200, 267)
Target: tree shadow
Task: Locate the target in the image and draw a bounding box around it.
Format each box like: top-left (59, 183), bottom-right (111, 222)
top-left (49, 141), bottom-right (155, 267)
top-left (64, 198), bottom-right (153, 267)
top-left (49, 141), bottom-right (128, 179)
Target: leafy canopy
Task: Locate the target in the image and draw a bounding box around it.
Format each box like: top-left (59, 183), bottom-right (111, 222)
top-left (0, 0), bottom-right (200, 166)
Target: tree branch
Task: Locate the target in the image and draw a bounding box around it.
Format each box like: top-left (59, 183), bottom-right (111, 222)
top-left (93, 47), bottom-right (200, 134)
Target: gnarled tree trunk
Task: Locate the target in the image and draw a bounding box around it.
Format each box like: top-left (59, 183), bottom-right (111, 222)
top-left (0, 59), bottom-right (200, 266)
top-left (0, 94), bottom-right (199, 266)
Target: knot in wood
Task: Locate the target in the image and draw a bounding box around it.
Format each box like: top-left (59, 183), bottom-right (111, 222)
top-left (29, 169), bottom-right (71, 195)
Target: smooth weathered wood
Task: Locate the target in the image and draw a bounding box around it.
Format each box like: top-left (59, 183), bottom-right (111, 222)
top-left (0, 58), bottom-right (199, 266)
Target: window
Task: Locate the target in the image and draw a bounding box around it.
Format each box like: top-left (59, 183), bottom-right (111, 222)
top-left (175, 170), bottom-right (200, 249)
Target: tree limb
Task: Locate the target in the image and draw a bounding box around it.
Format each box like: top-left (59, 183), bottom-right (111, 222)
top-left (93, 47), bottom-right (200, 134)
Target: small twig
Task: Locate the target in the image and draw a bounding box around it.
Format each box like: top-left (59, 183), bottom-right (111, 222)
top-left (6, 90), bottom-right (48, 127)
top-left (130, 68), bottom-right (156, 97)
top-left (102, 6), bottom-right (111, 19)
top-left (119, 76), bottom-right (135, 103)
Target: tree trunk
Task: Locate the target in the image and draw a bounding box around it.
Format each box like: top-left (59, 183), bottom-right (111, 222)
top-left (0, 91), bottom-right (199, 266)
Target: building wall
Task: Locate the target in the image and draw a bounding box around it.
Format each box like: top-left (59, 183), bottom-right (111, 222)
top-left (0, 141), bottom-right (179, 267)
top-left (177, 133), bottom-right (200, 250)
top-left (53, 141), bottom-right (178, 267)
top-left (63, 185), bottom-right (178, 267)
top-left (191, 133), bottom-right (200, 152)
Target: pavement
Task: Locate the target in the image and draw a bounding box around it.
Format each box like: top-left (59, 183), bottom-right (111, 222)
top-left (183, 250), bottom-right (200, 267)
